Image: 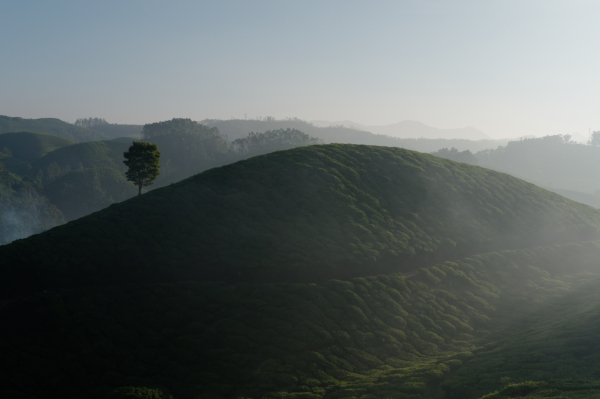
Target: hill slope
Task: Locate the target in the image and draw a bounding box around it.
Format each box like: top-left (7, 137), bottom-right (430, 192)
top-left (1, 242), bottom-right (600, 398)
top-left (1, 144), bottom-right (600, 297)
top-left (0, 151), bottom-right (31, 176)
top-left (0, 132), bottom-right (74, 163)
top-left (31, 140), bottom-right (130, 174)
top-left (44, 167), bottom-right (137, 221)
top-left (0, 115), bottom-right (108, 142)
top-left (443, 277), bottom-right (600, 398)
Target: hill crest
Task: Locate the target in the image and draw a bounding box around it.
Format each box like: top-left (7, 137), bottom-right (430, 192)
top-left (0, 115), bottom-right (108, 142)
top-left (0, 144), bottom-right (599, 297)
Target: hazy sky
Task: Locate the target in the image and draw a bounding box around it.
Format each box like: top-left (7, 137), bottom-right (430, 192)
top-left (2, 0), bottom-right (600, 139)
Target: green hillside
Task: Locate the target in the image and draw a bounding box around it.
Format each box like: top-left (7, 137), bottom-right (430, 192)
top-left (44, 167), bottom-right (137, 221)
top-left (0, 151), bottom-right (31, 176)
top-left (2, 144), bottom-right (600, 398)
top-left (0, 132), bottom-right (74, 163)
top-left (1, 242), bottom-right (599, 398)
top-left (0, 174), bottom-right (65, 245)
top-left (0, 115), bottom-right (108, 142)
top-left (31, 140), bottom-right (130, 174)
top-left (1, 144), bottom-right (600, 297)
top-left (444, 276), bottom-right (600, 398)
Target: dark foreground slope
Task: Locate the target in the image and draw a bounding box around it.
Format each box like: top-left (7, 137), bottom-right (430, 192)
top-left (2, 144), bottom-right (600, 297)
top-left (444, 275), bottom-right (600, 398)
top-left (1, 242), bottom-right (600, 398)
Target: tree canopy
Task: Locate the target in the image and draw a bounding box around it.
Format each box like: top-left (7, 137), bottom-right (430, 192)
top-left (74, 117), bottom-right (108, 128)
top-left (123, 141), bottom-right (161, 195)
top-left (231, 128), bottom-right (322, 156)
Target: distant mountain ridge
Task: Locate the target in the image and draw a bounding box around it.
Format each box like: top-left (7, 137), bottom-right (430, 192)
top-left (311, 119), bottom-right (491, 140)
top-left (205, 118), bottom-right (505, 153)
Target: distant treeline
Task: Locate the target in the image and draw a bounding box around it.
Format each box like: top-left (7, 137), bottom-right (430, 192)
top-left (76, 117), bottom-right (142, 139)
top-left (203, 117), bottom-right (508, 153)
top-left (431, 134), bottom-right (600, 208)
top-left (141, 118), bottom-right (323, 187)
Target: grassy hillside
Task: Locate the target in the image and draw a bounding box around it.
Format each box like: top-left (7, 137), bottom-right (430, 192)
top-left (0, 175), bottom-right (65, 245)
top-left (31, 140), bottom-right (130, 174)
top-left (0, 132), bottom-right (74, 163)
top-left (444, 276), bottom-right (600, 398)
top-left (0, 115), bottom-right (108, 142)
top-left (0, 151), bottom-right (31, 176)
top-left (1, 144), bottom-right (600, 297)
top-left (1, 242), bottom-right (599, 398)
top-left (44, 167), bottom-right (137, 221)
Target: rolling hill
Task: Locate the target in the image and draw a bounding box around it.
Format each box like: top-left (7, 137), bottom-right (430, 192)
top-left (1, 144), bottom-right (599, 297)
top-left (0, 115), bottom-right (108, 142)
top-left (44, 167), bottom-right (137, 221)
top-left (0, 151), bottom-right (31, 176)
top-left (1, 242), bottom-right (600, 398)
top-left (443, 276), bottom-right (600, 398)
top-left (31, 140), bottom-right (130, 174)
top-left (0, 132), bottom-right (74, 163)
top-left (2, 144), bottom-right (600, 398)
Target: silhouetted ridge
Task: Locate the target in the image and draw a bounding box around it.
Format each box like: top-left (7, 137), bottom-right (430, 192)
top-left (1, 144), bottom-right (600, 297)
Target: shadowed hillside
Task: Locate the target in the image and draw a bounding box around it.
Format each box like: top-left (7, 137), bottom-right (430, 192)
top-left (1, 144), bottom-right (600, 298)
top-left (443, 276), bottom-right (600, 398)
top-left (31, 140), bottom-right (129, 174)
top-left (0, 132), bottom-right (74, 163)
top-left (1, 242), bottom-right (600, 398)
top-left (44, 167), bottom-right (137, 220)
top-left (0, 151), bottom-right (31, 176)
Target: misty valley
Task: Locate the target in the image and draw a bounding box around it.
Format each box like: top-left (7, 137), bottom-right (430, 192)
top-left (4, 115), bottom-right (600, 399)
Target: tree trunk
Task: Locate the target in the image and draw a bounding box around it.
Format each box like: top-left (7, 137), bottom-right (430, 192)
top-left (138, 184), bottom-right (142, 196)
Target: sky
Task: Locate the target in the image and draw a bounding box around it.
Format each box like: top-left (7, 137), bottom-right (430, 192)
top-left (2, 0), bottom-right (600, 139)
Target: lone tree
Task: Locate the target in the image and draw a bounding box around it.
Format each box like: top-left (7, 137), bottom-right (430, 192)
top-left (123, 141), bottom-right (161, 196)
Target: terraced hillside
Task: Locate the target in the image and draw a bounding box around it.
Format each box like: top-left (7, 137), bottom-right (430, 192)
top-left (2, 144), bottom-right (600, 297)
top-left (444, 276), bottom-right (600, 398)
top-left (1, 242), bottom-right (600, 398)
top-left (3, 144), bottom-right (600, 399)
